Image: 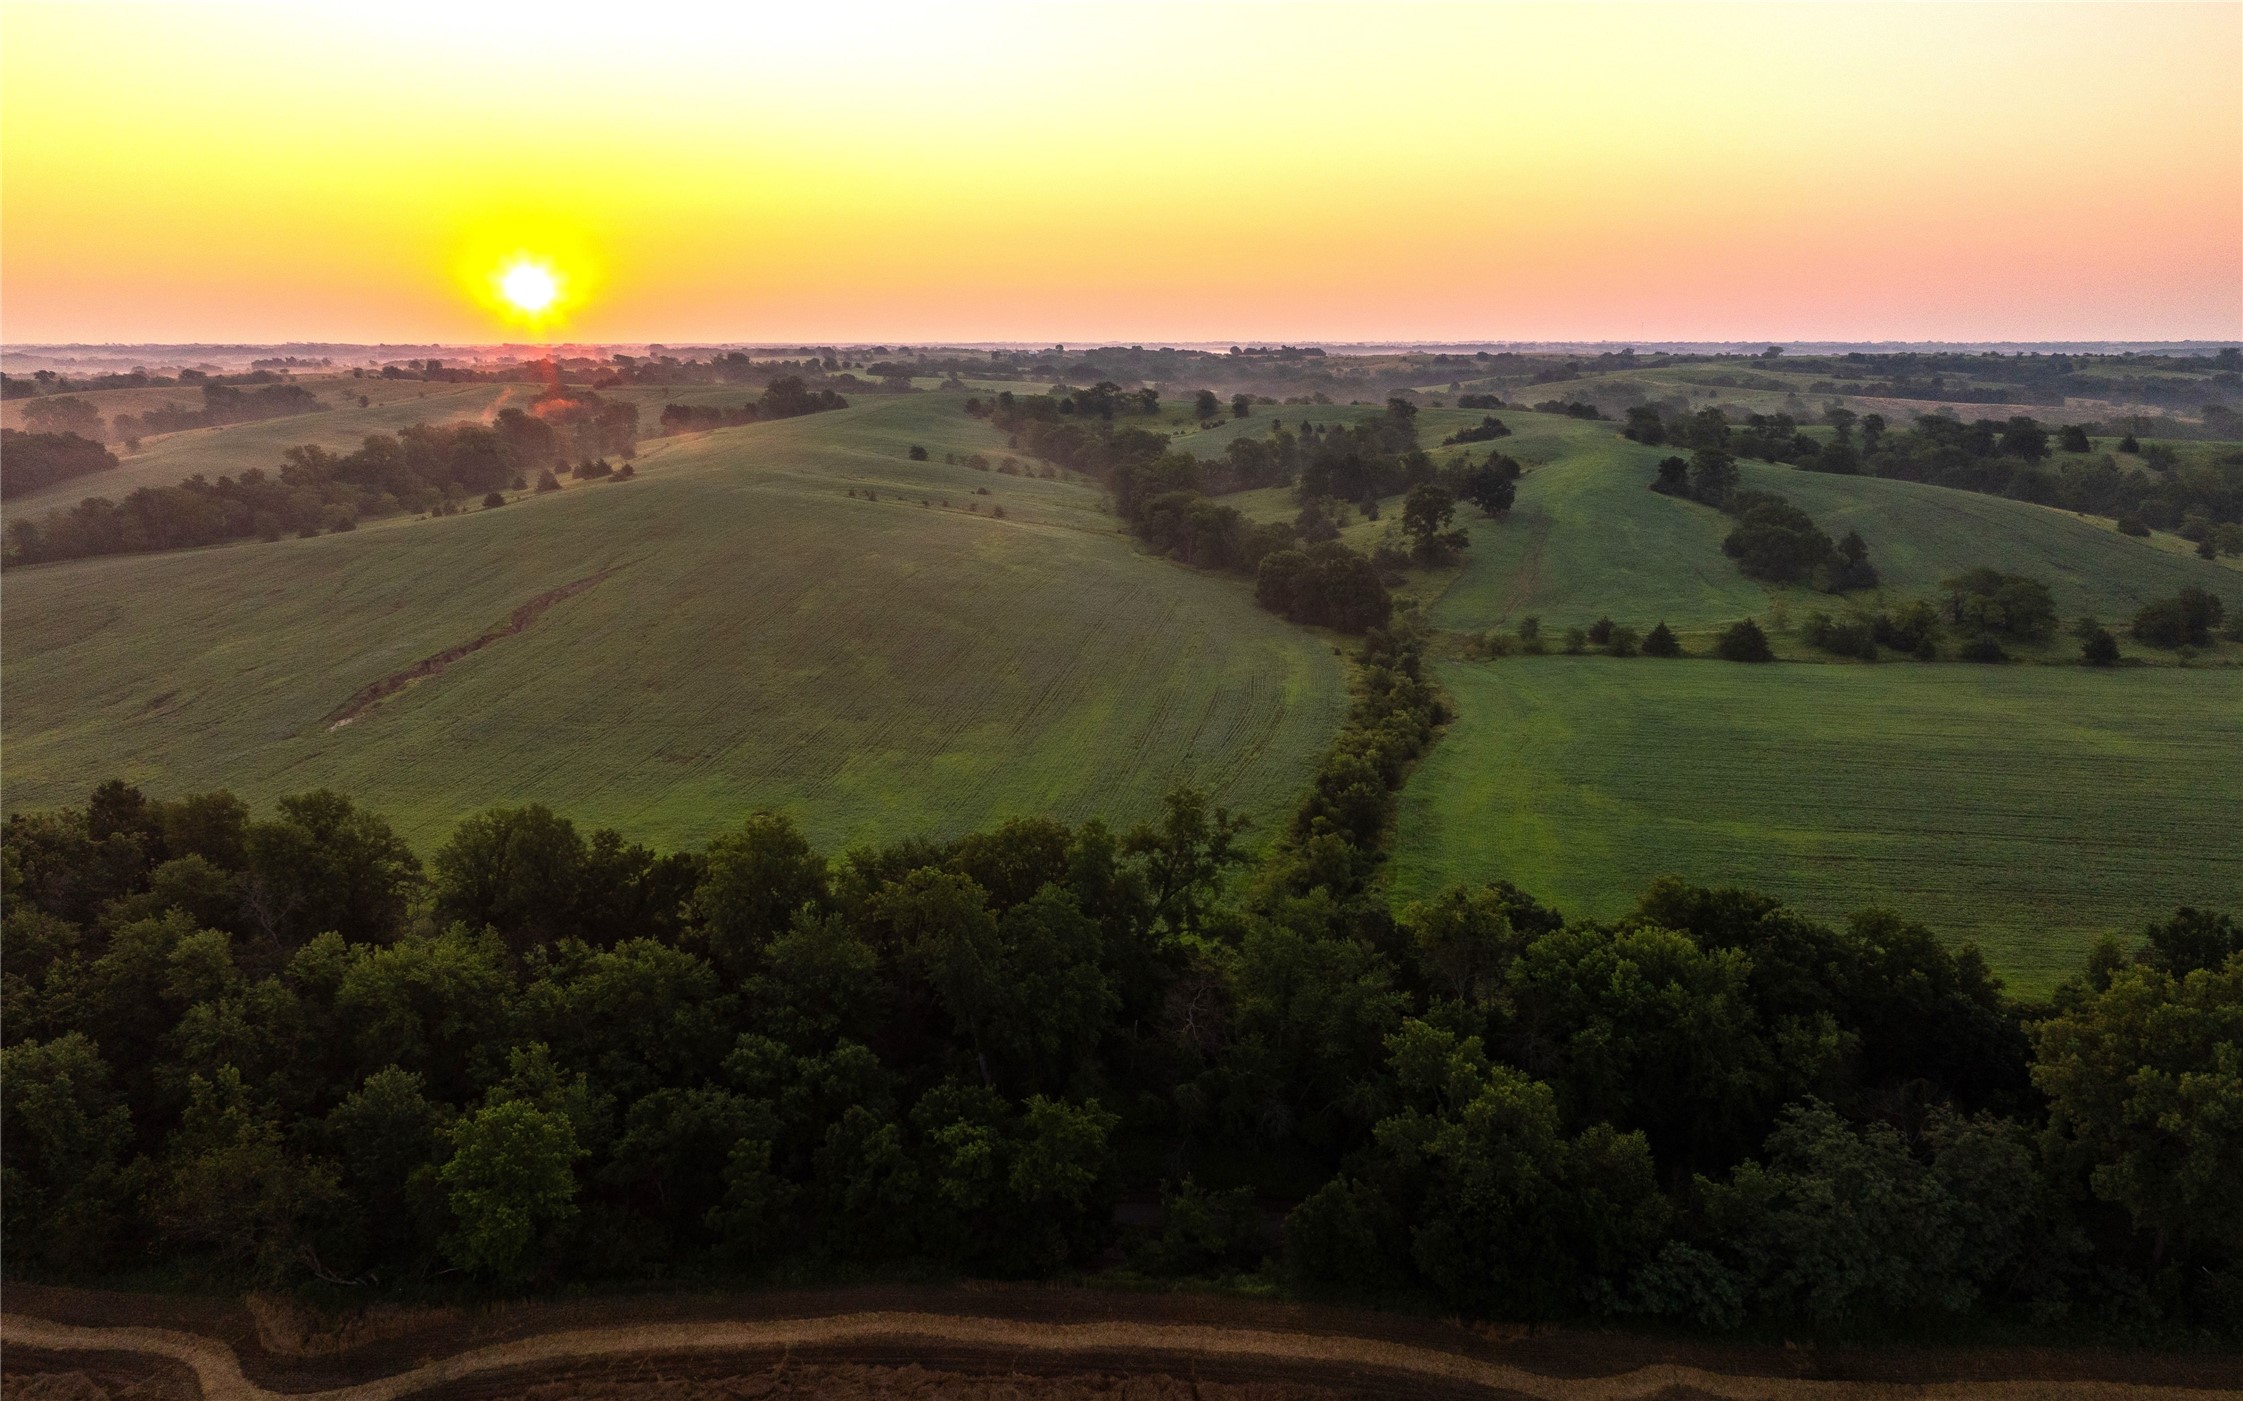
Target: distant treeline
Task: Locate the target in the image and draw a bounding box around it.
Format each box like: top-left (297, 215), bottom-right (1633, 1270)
top-left (1, 366), bottom-right (309, 400)
top-left (0, 428), bottom-right (118, 500)
top-left (110, 382), bottom-right (327, 444)
top-left (3, 390), bottom-right (640, 567)
top-left (7, 667), bottom-right (2239, 1336)
top-left (1628, 405), bottom-right (2243, 539)
top-left (656, 377), bottom-right (849, 434)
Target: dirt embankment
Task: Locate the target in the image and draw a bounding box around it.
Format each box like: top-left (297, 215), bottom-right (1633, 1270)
top-left (3, 1286), bottom-right (2238, 1401)
top-left (324, 568), bottom-right (616, 730)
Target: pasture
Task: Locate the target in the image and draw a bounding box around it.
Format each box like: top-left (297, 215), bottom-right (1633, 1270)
top-left (2, 393), bottom-right (1348, 852)
top-left (1389, 656), bottom-right (2243, 994)
top-left (1404, 415), bottom-right (2239, 636)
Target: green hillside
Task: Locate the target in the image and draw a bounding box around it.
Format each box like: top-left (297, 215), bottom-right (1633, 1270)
top-left (1425, 418), bottom-right (1769, 630)
top-left (1390, 656), bottom-right (2243, 995)
top-left (1738, 458), bottom-right (2242, 621)
top-left (2, 394), bottom-right (1347, 851)
top-left (1414, 416), bottom-right (2239, 633)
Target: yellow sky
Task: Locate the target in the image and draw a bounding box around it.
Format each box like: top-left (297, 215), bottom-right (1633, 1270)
top-left (3, 1), bottom-right (2238, 343)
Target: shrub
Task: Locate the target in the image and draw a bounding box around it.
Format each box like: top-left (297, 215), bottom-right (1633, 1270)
top-left (2081, 629), bottom-right (2121, 666)
top-left (1714, 619), bottom-right (1773, 662)
top-left (1801, 611), bottom-right (1877, 661)
top-left (1587, 616), bottom-right (1615, 646)
top-left (2116, 515), bottom-right (2151, 537)
top-left (1606, 626), bottom-right (1640, 658)
top-left (1562, 626), bottom-right (1588, 655)
top-left (907, 444), bottom-right (929, 461)
top-left (535, 470), bottom-right (560, 493)
top-left (482, 492), bottom-right (506, 510)
top-left (1957, 634), bottom-right (2009, 663)
top-left (1642, 621), bottom-right (1681, 657)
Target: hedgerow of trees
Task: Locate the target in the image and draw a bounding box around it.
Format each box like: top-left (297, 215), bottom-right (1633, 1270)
top-left (4, 391), bottom-right (642, 567)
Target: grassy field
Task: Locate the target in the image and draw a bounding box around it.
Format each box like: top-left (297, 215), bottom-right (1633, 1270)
top-left (3, 393), bottom-right (1348, 852)
top-left (1407, 416), bottom-right (2239, 635)
top-left (1389, 657), bottom-right (2243, 994)
top-left (1425, 417), bottom-right (1777, 630)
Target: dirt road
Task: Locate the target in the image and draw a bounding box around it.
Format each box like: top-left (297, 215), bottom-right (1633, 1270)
top-left (4, 1289), bottom-right (2237, 1401)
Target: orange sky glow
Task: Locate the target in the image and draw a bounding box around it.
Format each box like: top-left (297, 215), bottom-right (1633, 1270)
top-left (3, 1), bottom-right (2238, 344)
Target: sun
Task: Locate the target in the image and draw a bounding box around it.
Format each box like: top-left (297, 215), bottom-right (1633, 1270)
top-left (498, 258), bottom-right (561, 317)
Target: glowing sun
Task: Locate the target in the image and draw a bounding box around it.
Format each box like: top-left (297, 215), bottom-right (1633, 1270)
top-left (497, 258), bottom-right (561, 317)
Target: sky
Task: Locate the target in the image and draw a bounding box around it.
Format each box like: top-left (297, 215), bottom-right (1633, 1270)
top-left (2, 1), bottom-right (2239, 345)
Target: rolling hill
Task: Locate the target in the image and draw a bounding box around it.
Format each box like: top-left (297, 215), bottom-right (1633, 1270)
top-left (1417, 414), bottom-right (2240, 633)
top-left (1, 393), bottom-right (1348, 851)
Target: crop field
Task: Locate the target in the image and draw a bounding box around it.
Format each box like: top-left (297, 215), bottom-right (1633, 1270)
top-left (2, 393), bottom-right (1348, 852)
top-left (1389, 657), bottom-right (2243, 993)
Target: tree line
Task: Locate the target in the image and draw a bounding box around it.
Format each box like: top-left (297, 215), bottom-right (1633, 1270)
top-left (3, 391), bottom-right (641, 568)
top-left (4, 622), bottom-right (2238, 1337)
top-left (655, 377), bottom-right (850, 434)
top-left (1629, 404), bottom-right (2242, 547)
top-left (975, 393), bottom-right (1520, 633)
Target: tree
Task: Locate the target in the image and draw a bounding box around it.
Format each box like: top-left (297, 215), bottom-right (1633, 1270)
top-left (439, 1098), bottom-right (584, 1281)
top-left (1714, 618), bottom-right (1773, 662)
top-left (1194, 389), bottom-right (1220, 420)
top-left (696, 811), bottom-right (828, 978)
top-left (1400, 483), bottom-right (1467, 565)
top-left (20, 395), bottom-right (104, 439)
top-left (1998, 417), bottom-right (2050, 462)
top-left (1286, 1022), bottom-right (1666, 1315)
top-left (241, 791), bottom-right (422, 953)
top-left (1678, 1102), bottom-right (2044, 1328)
top-left (1650, 456), bottom-right (1689, 496)
top-left (1231, 393), bottom-right (1252, 419)
top-left (0, 1033), bottom-right (137, 1266)
top-left (433, 804), bottom-right (589, 952)
top-left (1642, 621), bottom-right (1681, 657)
top-left (2034, 955), bottom-right (2243, 1270)
top-left (2080, 626), bottom-right (2121, 666)
top-left (1122, 786), bottom-right (1248, 940)
top-left (2130, 587), bottom-right (2225, 648)
top-left (1689, 448), bottom-right (1740, 507)
top-left (1940, 568), bottom-right (2058, 641)
top-left (907, 444), bottom-right (928, 460)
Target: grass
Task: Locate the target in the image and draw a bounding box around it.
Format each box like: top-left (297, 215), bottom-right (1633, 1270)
top-left (1425, 416), bottom-right (1771, 631)
top-left (1405, 416), bottom-right (2240, 637)
top-left (1738, 458), bottom-right (2241, 626)
top-left (1389, 656), bottom-right (2243, 994)
top-left (2, 393), bottom-right (1348, 853)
